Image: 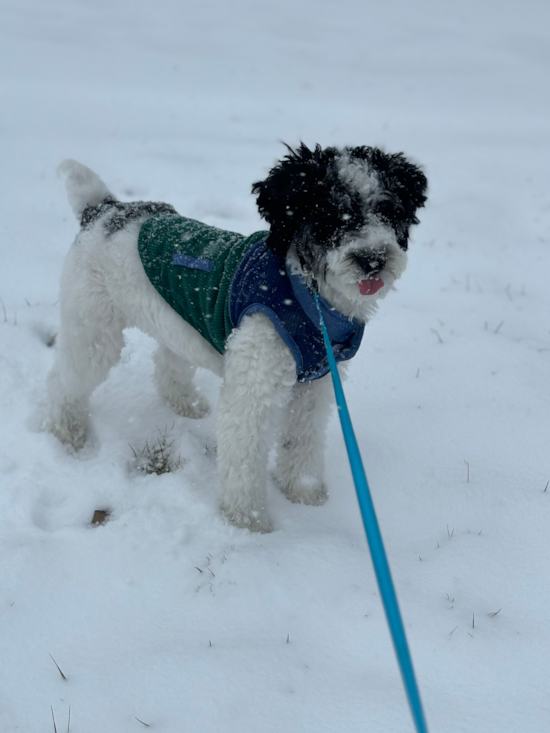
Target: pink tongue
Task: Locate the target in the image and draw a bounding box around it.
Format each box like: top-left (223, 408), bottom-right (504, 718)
top-left (359, 278), bottom-right (384, 296)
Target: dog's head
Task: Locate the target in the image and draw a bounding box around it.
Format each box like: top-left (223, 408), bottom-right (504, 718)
top-left (252, 143), bottom-right (427, 319)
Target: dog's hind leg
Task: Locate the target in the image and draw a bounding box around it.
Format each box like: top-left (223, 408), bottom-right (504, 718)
top-left (275, 377), bottom-right (332, 506)
top-left (217, 313), bottom-right (296, 532)
top-left (47, 251), bottom-right (126, 450)
top-left (153, 345), bottom-right (209, 419)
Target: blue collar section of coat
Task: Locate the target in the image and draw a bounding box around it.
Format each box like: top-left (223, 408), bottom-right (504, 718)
top-left (229, 237), bottom-right (364, 382)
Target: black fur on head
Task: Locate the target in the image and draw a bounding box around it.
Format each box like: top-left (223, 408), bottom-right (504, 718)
top-left (252, 143), bottom-right (428, 265)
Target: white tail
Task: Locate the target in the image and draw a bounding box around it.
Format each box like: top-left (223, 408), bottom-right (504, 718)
top-left (58, 159), bottom-right (112, 218)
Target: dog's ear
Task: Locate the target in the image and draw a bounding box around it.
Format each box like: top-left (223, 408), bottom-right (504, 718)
top-left (350, 147), bottom-right (428, 225)
top-left (252, 143), bottom-right (338, 259)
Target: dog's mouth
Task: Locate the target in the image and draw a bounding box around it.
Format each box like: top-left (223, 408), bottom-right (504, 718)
top-left (359, 277), bottom-right (384, 296)
top-left (350, 251), bottom-right (386, 296)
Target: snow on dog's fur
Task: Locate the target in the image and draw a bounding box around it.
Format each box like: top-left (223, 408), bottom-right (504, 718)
top-left (48, 145), bottom-right (427, 531)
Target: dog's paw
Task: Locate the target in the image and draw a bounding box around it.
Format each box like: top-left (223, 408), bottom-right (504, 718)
top-left (166, 393), bottom-right (209, 420)
top-left (279, 476), bottom-right (328, 506)
top-left (222, 506), bottom-right (272, 533)
top-left (48, 414), bottom-right (88, 451)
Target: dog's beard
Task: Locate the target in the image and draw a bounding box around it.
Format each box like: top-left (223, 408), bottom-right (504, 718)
top-left (290, 223), bottom-right (408, 323)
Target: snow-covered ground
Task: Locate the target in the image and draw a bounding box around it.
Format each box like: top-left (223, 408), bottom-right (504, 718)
top-left (1, 1), bottom-right (549, 730)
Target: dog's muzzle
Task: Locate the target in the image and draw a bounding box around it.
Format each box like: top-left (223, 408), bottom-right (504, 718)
top-left (352, 249), bottom-right (387, 277)
top-left (352, 249), bottom-right (386, 295)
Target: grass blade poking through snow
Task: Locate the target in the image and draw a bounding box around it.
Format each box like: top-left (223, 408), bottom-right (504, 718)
top-left (49, 654), bottom-right (67, 681)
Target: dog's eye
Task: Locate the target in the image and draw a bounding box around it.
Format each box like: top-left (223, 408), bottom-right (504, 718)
top-left (377, 201), bottom-right (394, 217)
top-left (377, 199), bottom-right (403, 222)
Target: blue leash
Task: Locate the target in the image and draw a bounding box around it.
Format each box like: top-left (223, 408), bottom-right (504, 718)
top-left (313, 291), bottom-right (429, 733)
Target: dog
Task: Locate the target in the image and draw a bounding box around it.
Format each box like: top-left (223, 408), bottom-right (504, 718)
top-left (47, 144), bottom-right (427, 531)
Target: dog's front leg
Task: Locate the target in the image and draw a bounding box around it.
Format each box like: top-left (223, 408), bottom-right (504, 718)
top-left (276, 376), bottom-right (333, 505)
top-left (217, 313), bottom-right (296, 532)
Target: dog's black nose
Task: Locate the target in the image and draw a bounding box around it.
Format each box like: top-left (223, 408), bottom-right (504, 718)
top-left (353, 250), bottom-right (387, 277)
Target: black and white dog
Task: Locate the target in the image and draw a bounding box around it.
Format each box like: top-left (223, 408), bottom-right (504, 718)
top-left (48, 144), bottom-right (427, 531)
